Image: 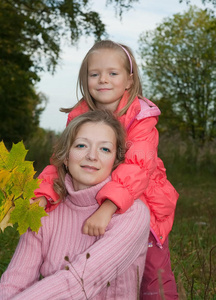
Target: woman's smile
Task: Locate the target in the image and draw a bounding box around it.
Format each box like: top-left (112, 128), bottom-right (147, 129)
top-left (81, 165), bottom-right (100, 172)
top-left (65, 121), bottom-right (117, 191)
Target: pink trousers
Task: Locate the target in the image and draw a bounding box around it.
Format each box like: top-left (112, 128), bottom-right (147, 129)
top-left (140, 232), bottom-right (178, 299)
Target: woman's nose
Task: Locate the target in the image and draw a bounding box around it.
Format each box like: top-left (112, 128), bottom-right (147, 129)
top-left (86, 147), bottom-right (98, 161)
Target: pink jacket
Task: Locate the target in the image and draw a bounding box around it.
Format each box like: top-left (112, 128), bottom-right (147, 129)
top-left (35, 91), bottom-right (179, 245)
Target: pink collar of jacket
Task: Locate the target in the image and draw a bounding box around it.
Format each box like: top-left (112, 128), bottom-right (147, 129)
top-left (66, 91), bottom-right (161, 128)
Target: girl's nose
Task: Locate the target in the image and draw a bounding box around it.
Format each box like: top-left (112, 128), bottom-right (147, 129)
top-left (99, 73), bottom-right (108, 83)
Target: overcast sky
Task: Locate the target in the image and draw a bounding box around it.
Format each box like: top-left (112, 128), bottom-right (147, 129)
top-left (37, 0), bottom-right (212, 132)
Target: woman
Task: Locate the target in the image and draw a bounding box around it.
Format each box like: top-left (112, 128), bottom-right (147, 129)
top-left (0, 110), bottom-right (150, 300)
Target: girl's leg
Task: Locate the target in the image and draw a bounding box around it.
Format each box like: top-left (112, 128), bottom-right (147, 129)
top-left (140, 232), bottom-right (178, 300)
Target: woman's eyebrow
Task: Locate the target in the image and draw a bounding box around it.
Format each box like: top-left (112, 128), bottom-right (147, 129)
top-left (74, 137), bottom-right (114, 146)
top-left (100, 141), bottom-right (115, 146)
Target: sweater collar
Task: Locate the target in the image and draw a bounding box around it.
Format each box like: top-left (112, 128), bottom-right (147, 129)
top-left (65, 174), bottom-right (111, 207)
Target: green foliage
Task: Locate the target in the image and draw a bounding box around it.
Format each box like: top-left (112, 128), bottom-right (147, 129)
top-left (170, 175), bottom-right (216, 299)
top-left (158, 134), bottom-right (216, 299)
top-left (180, 0), bottom-right (216, 9)
top-left (0, 0), bottom-right (137, 146)
top-left (0, 225), bottom-right (19, 275)
top-left (138, 6), bottom-right (216, 143)
top-left (0, 141), bottom-right (48, 235)
top-left (25, 128), bottom-right (59, 175)
top-left (0, 0), bottom-right (107, 72)
top-left (0, 1), bottom-right (48, 146)
top-left (106, 0), bottom-right (140, 17)
top-left (0, 0), bottom-right (137, 76)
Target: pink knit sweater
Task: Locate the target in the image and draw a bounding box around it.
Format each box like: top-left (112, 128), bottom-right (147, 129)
top-left (0, 175), bottom-right (150, 300)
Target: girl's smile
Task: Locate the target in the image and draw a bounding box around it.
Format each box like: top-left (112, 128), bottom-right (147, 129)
top-left (87, 49), bottom-right (133, 112)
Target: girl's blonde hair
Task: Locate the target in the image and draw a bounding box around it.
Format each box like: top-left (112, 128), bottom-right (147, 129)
top-left (51, 110), bottom-right (126, 200)
top-left (61, 40), bottom-right (143, 116)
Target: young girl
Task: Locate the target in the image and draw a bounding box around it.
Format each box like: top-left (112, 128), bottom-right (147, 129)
top-left (0, 110), bottom-right (150, 300)
top-left (34, 40), bottom-right (179, 299)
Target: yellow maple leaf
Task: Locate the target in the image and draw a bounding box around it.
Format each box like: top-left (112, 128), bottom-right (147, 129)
top-left (0, 207), bottom-right (15, 232)
top-left (0, 193), bottom-right (14, 224)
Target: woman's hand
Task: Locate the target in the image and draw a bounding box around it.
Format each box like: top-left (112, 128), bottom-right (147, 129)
top-left (30, 196), bottom-right (47, 208)
top-left (83, 200), bottom-right (117, 236)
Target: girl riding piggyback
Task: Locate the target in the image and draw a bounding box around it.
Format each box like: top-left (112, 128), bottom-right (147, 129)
top-left (34, 40), bottom-right (179, 299)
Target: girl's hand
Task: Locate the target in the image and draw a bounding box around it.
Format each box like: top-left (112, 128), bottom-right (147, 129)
top-left (30, 196), bottom-right (47, 208)
top-left (83, 200), bottom-right (117, 236)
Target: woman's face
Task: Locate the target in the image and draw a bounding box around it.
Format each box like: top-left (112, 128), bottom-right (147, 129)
top-left (65, 122), bottom-right (117, 191)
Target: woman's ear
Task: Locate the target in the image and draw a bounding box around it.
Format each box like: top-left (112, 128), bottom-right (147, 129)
top-left (64, 157), bottom-right (68, 167)
top-left (64, 159), bottom-right (69, 173)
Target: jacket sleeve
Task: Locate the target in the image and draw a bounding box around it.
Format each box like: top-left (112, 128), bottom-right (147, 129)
top-left (34, 165), bottom-right (60, 212)
top-left (0, 201), bottom-right (150, 300)
top-left (96, 116), bottom-right (160, 213)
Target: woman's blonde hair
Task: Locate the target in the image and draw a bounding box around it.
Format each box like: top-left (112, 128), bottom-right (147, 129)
top-left (61, 40), bottom-right (143, 116)
top-left (51, 110), bottom-right (126, 200)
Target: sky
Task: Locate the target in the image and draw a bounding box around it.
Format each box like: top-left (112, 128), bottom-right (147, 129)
top-left (37, 0), bottom-right (212, 132)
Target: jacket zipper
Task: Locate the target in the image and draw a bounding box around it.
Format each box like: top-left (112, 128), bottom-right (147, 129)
top-left (150, 227), bottom-right (163, 249)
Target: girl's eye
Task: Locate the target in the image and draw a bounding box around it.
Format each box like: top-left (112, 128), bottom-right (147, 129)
top-left (89, 73), bottom-right (98, 77)
top-left (110, 72), bottom-right (117, 76)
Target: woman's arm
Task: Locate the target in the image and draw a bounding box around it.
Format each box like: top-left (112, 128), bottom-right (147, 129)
top-left (8, 201), bottom-right (150, 300)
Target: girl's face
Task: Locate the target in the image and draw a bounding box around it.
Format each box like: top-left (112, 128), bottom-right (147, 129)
top-left (87, 49), bottom-right (133, 112)
top-left (65, 122), bottom-right (117, 191)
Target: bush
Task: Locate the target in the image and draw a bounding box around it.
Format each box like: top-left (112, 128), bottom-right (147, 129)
top-left (25, 128), bottom-right (59, 176)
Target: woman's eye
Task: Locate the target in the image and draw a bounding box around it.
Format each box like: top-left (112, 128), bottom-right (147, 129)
top-left (76, 144), bottom-right (86, 148)
top-left (101, 147), bottom-right (111, 153)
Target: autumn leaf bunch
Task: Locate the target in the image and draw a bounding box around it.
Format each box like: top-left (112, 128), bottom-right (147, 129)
top-left (0, 141), bottom-right (47, 235)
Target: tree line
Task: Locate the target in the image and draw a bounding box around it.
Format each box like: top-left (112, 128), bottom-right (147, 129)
top-left (138, 5), bottom-right (216, 143)
top-left (0, 0), bottom-right (216, 147)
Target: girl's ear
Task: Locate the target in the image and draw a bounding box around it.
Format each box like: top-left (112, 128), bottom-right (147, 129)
top-left (126, 73), bottom-right (133, 90)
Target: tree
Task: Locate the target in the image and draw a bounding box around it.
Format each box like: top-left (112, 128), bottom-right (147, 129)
top-left (0, 0), bottom-right (138, 146)
top-left (0, 1), bottom-right (46, 146)
top-left (180, 0), bottom-right (216, 9)
top-left (1, 0), bottom-right (139, 74)
top-left (138, 6), bottom-right (216, 142)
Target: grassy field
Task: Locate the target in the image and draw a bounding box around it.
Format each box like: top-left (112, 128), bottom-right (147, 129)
top-left (0, 136), bottom-right (216, 299)
top-left (160, 136), bottom-right (216, 299)
top-left (169, 173), bottom-right (216, 299)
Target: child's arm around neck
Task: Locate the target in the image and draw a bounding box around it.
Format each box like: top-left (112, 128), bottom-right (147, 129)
top-left (83, 199), bottom-right (117, 236)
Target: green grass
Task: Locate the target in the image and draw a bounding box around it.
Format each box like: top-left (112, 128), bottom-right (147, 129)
top-left (169, 173), bottom-right (216, 299)
top-left (158, 135), bottom-right (216, 299)
top-left (0, 225), bottom-right (19, 276)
